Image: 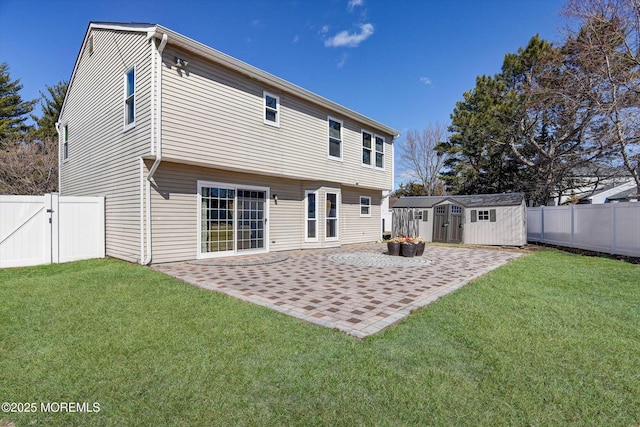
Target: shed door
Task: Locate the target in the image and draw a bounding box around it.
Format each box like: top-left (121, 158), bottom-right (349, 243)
top-left (432, 204), bottom-right (464, 243)
top-left (448, 205), bottom-right (464, 243)
top-left (432, 206), bottom-right (447, 243)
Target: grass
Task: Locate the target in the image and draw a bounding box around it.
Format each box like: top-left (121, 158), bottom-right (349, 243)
top-left (1, 249), bottom-right (639, 426)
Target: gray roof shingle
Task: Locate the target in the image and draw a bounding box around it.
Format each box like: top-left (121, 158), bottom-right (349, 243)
top-left (393, 193), bottom-right (525, 208)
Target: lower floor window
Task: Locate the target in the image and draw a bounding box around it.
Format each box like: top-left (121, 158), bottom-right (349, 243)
top-left (305, 190), bottom-right (318, 241)
top-left (360, 196), bottom-right (371, 217)
top-left (478, 210), bottom-right (490, 221)
top-left (326, 192), bottom-right (339, 239)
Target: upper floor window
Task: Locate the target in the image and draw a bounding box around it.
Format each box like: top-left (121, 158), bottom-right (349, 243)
top-left (362, 131), bottom-right (372, 166)
top-left (264, 91), bottom-right (280, 127)
top-left (328, 117), bottom-right (342, 160)
top-left (63, 125), bottom-right (69, 161)
top-left (124, 67), bottom-right (135, 129)
top-left (375, 135), bottom-right (384, 168)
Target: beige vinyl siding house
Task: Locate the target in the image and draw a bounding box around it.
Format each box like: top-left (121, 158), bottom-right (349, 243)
top-left (58, 22), bottom-right (399, 264)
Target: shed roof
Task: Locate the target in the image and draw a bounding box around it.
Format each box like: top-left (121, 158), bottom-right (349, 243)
top-left (393, 193), bottom-right (525, 209)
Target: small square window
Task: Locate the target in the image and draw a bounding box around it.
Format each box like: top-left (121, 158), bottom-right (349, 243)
top-left (478, 210), bottom-right (490, 221)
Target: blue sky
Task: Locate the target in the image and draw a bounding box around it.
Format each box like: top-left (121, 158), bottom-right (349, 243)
top-left (1, 0), bottom-right (565, 146)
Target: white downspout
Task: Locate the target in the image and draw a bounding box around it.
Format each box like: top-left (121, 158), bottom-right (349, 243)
top-left (55, 122), bottom-right (61, 193)
top-left (142, 32), bottom-right (168, 265)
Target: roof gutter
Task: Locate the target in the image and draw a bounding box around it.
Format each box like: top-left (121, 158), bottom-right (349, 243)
top-left (141, 31), bottom-right (168, 265)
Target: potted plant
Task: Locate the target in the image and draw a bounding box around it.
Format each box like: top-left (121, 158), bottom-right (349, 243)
top-left (387, 236), bottom-right (401, 256)
top-left (414, 236), bottom-right (425, 256)
top-left (400, 236), bottom-right (417, 257)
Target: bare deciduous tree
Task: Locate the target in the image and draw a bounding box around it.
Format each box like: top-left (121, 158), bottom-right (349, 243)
top-left (398, 123), bottom-right (449, 196)
top-left (0, 136), bottom-right (58, 195)
top-left (562, 0), bottom-right (640, 192)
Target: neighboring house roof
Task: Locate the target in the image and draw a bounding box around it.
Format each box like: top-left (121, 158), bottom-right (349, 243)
top-left (393, 193), bottom-right (525, 209)
top-left (577, 179), bottom-right (636, 204)
top-left (61, 21), bottom-right (400, 138)
top-left (606, 186), bottom-right (640, 202)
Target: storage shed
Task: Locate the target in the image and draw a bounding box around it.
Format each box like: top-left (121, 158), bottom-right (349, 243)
top-left (392, 193), bottom-right (527, 246)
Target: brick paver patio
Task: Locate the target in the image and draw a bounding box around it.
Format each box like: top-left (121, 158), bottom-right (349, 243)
top-left (152, 243), bottom-right (523, 338)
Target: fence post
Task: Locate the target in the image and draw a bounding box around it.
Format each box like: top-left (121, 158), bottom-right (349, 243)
top-left (612, 203), bottom-right (617, 255)
top-left (570, 204), bottom-right (574, 248)
top-left (540, 206), bottom-right (545, 243)
top-left (50, 193), bottom-right (60, 264)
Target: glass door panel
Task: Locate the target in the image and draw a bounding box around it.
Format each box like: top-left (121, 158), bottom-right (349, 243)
top-left (237, 189), bottom-right (266, 251)
top-left (201, 186), bottom-right (235, 254)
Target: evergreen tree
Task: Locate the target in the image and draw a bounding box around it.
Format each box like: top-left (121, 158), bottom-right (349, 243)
top-left (31, 80), bottom-right (68, 140)
top-left (0, 62), bottom-right (35, 142)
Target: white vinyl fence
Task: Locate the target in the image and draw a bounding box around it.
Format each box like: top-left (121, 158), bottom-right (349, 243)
top-left (0, 194), bottom-right (105, 268)
top-left (527, 203), bottom-right (640, 257)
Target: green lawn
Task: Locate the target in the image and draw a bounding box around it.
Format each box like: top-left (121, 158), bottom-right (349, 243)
top-left (1, 249), bottom-right (639, 426)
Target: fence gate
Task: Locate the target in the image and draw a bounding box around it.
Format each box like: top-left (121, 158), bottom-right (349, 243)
top-left (0, 194), bottom-right (105, 268)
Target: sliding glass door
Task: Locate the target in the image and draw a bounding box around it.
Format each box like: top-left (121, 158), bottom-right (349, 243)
top-left (198, 182), bottom-right (268, 258)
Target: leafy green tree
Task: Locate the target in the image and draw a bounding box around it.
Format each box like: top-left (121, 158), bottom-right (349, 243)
top-left (0, 62), bottom-right (35, 141)
top-left (439, 74), bottom-right (526, 196)
top-left (31, 80), bottom-right (68, 140)
top-left (392, 181), bottom-right (428, 197)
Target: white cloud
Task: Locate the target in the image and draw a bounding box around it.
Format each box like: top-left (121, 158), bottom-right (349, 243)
top-left (348, 0), bottom-right (364, 11)
top-left (320, 25), bottom-right (330, 34)
top-left (337, 53), bottom-right (350, 68)
top-left (324, 23), bottom-right (374, 48)
top-left (293, 34), bottom-right (300, 43)
top-left (419, 76), bottom-right (432, 86)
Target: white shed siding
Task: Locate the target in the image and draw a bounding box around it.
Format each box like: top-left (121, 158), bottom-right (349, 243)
top-left (59, 29), bottom-right (152, 262)
top-left (417, 208), bottom-right (434, 242)
top-left (159, 46), bottom-right (394, 190)
top-left (464, 202), bottom-right (527, 246)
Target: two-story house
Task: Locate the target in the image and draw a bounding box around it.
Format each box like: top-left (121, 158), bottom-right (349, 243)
top-left (58, 22), bottom-right (399, 264)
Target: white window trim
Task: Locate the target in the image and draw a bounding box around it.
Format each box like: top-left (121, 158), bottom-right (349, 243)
top-left (374, 134), bottom-right (385, 170)
top-left (325, 189), bottom-right (340, 241)
top-left (304, 190), bottom-right (319, 242)
top-left (361, 130), bottom-right (373, 168)
top-left (478, 210), bottom-right (490, 221)
top-left (263, 91), bottom-right (280, 127)
top-left (360, 195), bottom-right (372, 217)
top-left (327, 116), bottom-right (343, 161)
top-left (124, 66), bottom-right (136, 131)
top-left (196, 180), bottom-right (270, 259)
